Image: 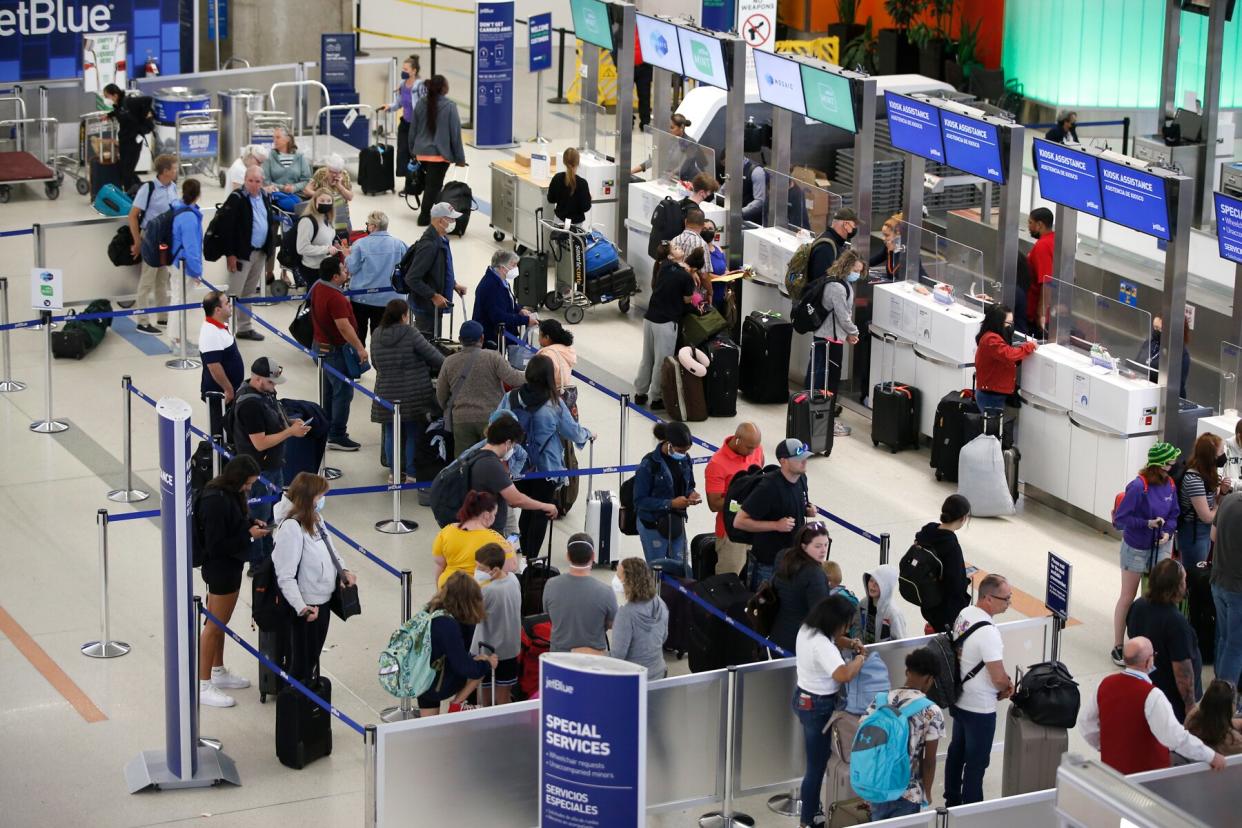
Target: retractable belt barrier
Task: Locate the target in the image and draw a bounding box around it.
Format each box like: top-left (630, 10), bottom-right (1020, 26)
top-left (659, 573), bottom-right (793, 659)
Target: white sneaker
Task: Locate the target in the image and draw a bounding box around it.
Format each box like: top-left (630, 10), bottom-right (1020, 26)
top-left (833, 422), bottom-right (852, 437)
top-left (211, 667), bottom-right (251, 689)
top-left (199, 682), bottom-right (236, 708)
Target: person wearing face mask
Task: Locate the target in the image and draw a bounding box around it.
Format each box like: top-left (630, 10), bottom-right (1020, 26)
top-left (102, 83), bottom-right (152, 190)
top-left (304, 154), bottom-right (355, 239)
top-left (432, 490), bottom-right (519, 588)
top-left (436, 322), bottom-right (529, 454)
top-left (1025, 208), bottom-right (1056, 336)
top-left (1126, 559), bottom-right (1202, 722)
top-left (445, 414), bottom-right (560, 536)
top-left (272, 472), bottom-right (357, 683)
top-left (471, 542), bottom-right (522, 705)
top-left (633, 421), bottom-right (701, 569)
top-left (217, 164), bottom-right (278, 341)
top-left (378, 54), bottom-right (427, 196)
top-left (769, 524), bottom-right (833, 654)
top-left (262, 126), bottom-right (313, 194)
top-left (914, 494), bottom-right (973, 634)
top-left (611, 558), bottom-right (670, 680)
top-left (410, 74), bottom-right (467, 227)
top-left (547, 147), bottom-right (593, 227)
top-left (296, 187), bottom-right (349, 287)
top-left (310, 257), bottom-right (369, 452)
top-left (1178, 433), bottom-right (1233, 571)
top-left (473, 248), bottom-right (537, 349)
top-left (403, 202), bottom-right (468, 338)
top-left (1139, 314), bottom-right (1192, 398)
top-left (806, 206), bottom-right (858, 286)
top-left (535, 319), bottom-right (578, 414)
top-left (345, 210), bottom-right (407, 346)
top-left (370, 299), bottom-right (444, 482)
top-left (807, 250), bottom-right (863, 437)
top-left (973, 303), bottom-right (1037, 416)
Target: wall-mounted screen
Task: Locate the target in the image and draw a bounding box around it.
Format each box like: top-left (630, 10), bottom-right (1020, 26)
top-left (753, 49), bottom-right (805, 115)
top-left (941, 111), bottom-right (1005, 183)
top-left (570, 0), bottom-right (615, 51)
top-left (799, 63), bottom-right (856, 132)
top-left (676, 26), bottom-right (730, 89)
top-left (1098, 159), bottom-right (1172, 240)
top-left (1215, 192), bottom-right (1242, 264)
top-left (884, 92), bottom-right (943, 162)
top-left (1033, 138), bottom-right (1103, 216)
top-left (636, 14), bottom-right (682, 75)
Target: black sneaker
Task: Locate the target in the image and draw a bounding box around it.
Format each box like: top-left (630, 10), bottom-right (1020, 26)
top-left (156, 319), bottom-right (168, 327)
top-left (650, 399), bottom-right (665, 411)
top-left (135, 324), bottom-right (162, 335)
top-left (1110, 645), bottom-right (1124, 667)
top-left (236, 330), bottom-right (265, 341)
top-left (634, 394), bottom-right (648, 405)
top-left (328, 437), bottom-right (361, 452)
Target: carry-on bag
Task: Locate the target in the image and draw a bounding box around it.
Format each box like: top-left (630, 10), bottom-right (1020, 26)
top-left (687, 573), bottom-right (760, 673)
top-left (519, 532), bottom-right (559, 617)
top-left (689, 533), bottom-right (718, 581)
top-left (1001, 704), bottom-right (1068, 796)
top-left (275, 673), bottom-right (334, 769)
top-left (787, 339), bottom-right (835, 455)
top-left (703, 334), bottom-right (740, 417)
top-left (740, 310), bottom-right (793, 403)
top-left (1009, 661), bottom-right (1080, 729)
top-left (583, 229), bottom-right (620, 279)
top-left (516, 250), bottom-right (549, 308)
top-left (957, 433), bottom-right (1016, 517)
top-left (258, 627), bottom-right (288, 703)
top-left (870, 332), bottom-right (921, 452)
top-left (439, 179), bottom-right (474, 237)
top-left (660, 350), bottom-right (708, 423)
top-left (931, 388), bottom-right (977, 482)
top-left (89, 158), bottom-right (123, 201)
top-left (516, 613), bottom-right (551, 700)
top-left (93, 182), bottom-right (132, 216)
top-left (582, 444), bottom-right (621, 565)
top-left (655, 565), bottom-right (693, 658)
top-left (1187, 557), bottom-right (1216, 664)
top-left (357, 138), bottom-right (395, 195)
top-left (681, 306), bottom-right (728, 347)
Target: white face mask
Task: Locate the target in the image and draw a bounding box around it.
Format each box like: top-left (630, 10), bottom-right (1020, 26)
top-left (444, 220), bottom-right (457, 234)
top-left (503, 445), bottom-right (516, 461)
top-left (475, 569), bottom-right (493, 584)
top-left (505, 266), bottom-right (519, 283)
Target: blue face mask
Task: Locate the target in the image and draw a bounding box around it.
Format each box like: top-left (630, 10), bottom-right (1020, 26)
top-left (401, 71), bottom-right (410, 80)
top-left (315, 496), bottom-right (326, 512)
top-left (669, 450), bottom-right (688, 461)
top-left (847, 271), bottom-right (861, 283)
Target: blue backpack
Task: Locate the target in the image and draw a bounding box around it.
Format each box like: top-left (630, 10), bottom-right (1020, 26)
top-left (849, 691), bottom-right (934, 804)
top-left (843, 651), bottom-right (892, 715)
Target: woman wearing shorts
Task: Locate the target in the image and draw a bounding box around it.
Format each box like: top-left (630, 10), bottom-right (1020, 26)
top-left (196, 455), bottom-right (270, 708)
top-left (1111, 442), bottom-right (1181, 666)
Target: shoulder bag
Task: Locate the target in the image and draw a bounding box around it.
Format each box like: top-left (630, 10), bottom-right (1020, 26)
top-left (321, 527), bottom-right (362, 621)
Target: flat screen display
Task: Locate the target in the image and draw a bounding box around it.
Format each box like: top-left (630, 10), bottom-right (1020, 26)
top-left (635, 14), bottom-right (682, 75)
top-left (676, 26), bottom-right (729, 89)
top-left (753, 49), bottom-right (805, 115)
top-left (884, 92), bottom-right (943, 162)
top-left (1032, 138), bottom-right (1103, 216)
top-left (1098, 160), bottom-right (1172, 240)
top-left (1215, 192), bottom-right (1242, 264)
top-left (799, 63), bottom-right (856, 132)
top-left (940, 110), bottom-right (1005, 183)
top-left (570, 0), bottom-right (614, 51)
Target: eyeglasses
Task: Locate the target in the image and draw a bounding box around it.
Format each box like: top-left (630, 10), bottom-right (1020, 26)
top-left (990, 593), bottom-right (1013, 604)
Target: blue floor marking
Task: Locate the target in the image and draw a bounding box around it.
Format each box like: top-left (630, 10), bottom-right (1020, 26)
top-left (111, 316), bottom-right (173, 355)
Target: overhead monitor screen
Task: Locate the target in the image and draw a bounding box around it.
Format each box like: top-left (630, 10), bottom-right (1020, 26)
top-left (570, 0), bottom-right (615, 51)
top-left (1214, 192), bottom-right (1242, 264)
top-left (676, 26), bottom-right (729, 89)
top-left (635, 14), bottom-right (683, 75)
top-left (1032, 138), bottom-right (1103, 216)
top-left (1098, 160), bottom-right (1172, 240)
top-left (884, 92), bottom-right (943, 162)
top-left (799, 63), bottom-right (856, 132)
top-left (940, 110), bottom-right (1005, 183)
top-left (752, 49), bottom-right (805, 115)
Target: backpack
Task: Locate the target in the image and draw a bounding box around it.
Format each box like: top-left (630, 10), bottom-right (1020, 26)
top-left (429, 449), bottom-right (489, 528)
top-left (129, 95), bottom-right (155, 135)
top-left (377, 609), bottom-right (447, 698)
top-left (843, 651), bottom-right (893, 715)
top-left (503, 390), bottom-right (557, 473)
top-left (619, 476), bottom-right (639, 536)
top-left (647, 196), bottom-right (688, 257)
top-left (898, 543), bottom-right (945, 608)
top-left (204, 193), bottom-right (249, 263)
top-left (391, 242), bottom-right (419, 293)
top-left (790, 274), bottom-right (832, 334)
top-left (785, 235), bottom-right (837, 301)
top-left (190, 485), bottom-right (222, 568)
top-left (722, 464), bottom-right (780, 543)
top-left (223, 388), bottom-right (267, 453)
top-left (925, 620), bottom-right (991, 708)
top-left (108, 225), bottom-right (140, 266)
top-left (277, 214), bottom-right (313, 271)
top-left (140, 204), bottom-right (194, 268)
top-left (745, 580), bottom-right (780, 638)
top-left (288, 282), bottom-right (317, 348)
top-left (849, 691), bottom-right (935, 803)
top-left (251, 550), bottom-right (294, 631)
top-left (1111, 474), bottom-right (1175, 527)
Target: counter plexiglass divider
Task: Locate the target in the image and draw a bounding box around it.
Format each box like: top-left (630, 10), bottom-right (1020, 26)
top-left (1046, 278), bottom-right (1153, 377)
top-left (647, 127), bottom-right (715, 189)
top-left (889, 219), bottom-right (994, 304)
top-left (1219, 340), bottom-right (1242, 415)
top-left (576, 98), bottom-right (616, 162)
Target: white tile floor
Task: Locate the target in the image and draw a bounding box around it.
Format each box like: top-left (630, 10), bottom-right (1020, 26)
top-left (0, 93), bottom-right (1182, 827)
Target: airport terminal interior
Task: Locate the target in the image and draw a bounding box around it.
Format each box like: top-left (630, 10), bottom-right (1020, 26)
top-left (4, 0), bottom-right (1242, 826)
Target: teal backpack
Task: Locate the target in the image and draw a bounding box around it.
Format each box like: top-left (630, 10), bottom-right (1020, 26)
top-left (378, 610), bottom-right (446, 698)
top-left (849, 691), bottom-right (934, 804)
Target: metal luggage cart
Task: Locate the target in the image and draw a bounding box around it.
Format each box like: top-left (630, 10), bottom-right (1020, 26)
top-left (539, 218), bottom-right (633, 324)
top-left (245, 109), bottom-right (293, 151)
top-left (0, 96), bottom-right (62, 202)
top-left (67, 110), bottom-right (116, 196)
top-left (311, 104), bottom-right (374, 171)
top-left (175, 108), bottom-right (222, 179)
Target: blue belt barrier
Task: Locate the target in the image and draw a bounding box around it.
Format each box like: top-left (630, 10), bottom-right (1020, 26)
top-left (659, 573), bottom-right (792, 659)
top-left (109, 509), bottom-right (160, 522)
top-left (0, 227), bottom-right (34, 237)
top-left (0, 299), bottom-right (201, 331)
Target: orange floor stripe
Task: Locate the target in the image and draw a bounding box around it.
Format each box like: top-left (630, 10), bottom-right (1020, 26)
top-left (0, 605), bottom-right (108, 723)
top-left (969, 567), bottom-right (1081, 627)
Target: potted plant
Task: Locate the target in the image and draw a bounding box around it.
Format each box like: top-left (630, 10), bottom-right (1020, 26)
top-left (828, 0), bottom-right (866, 51)
top-left (841, 19), bottom-right (878, 74)
top-left (916, 0), bottom-right (954, 80)
top-left (877, 0), bottom-right (927, 75)
top-left (944, 15), bottom-right (981, 91)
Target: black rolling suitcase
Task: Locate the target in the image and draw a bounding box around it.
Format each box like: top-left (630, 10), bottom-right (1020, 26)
top-left (787, 338), bottom-right (835, 455)
top-left (689, 532), bottom-right (718, 580)
top-left (440, 180), bottom-right (474, 237)
top-left (704, 335), bottom-right (740, 417)
top-left (931, 389), bottom-right (976, 482)
top-left (516, 251), bottom-right (549, 308)
top-left (258, 627), bottom-right (288, 703)
top-left (687, 573), bottom-right (761, 673)
top-left (520, 533), bottom-right (560, 617)
top-left (357, 142), bottom-right (395, 195)
top-left (1187, 558), bottom-right (1216, 664)
top-left (964, 409), bottom-right (1015, 450)
top-left (655, 565), bottom-right (693, 659)
top-left (275, 675), bottom-right (333, 769)
top-left (870, 334), bottom-right (921, 452)
top-left (740, 311), bottom-right (792, 404)
top-left (89, 157), bottom-right (123, 199)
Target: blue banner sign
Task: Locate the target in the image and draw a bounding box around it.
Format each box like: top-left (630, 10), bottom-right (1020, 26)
top-left (475, 0), bottom-right (515, 148)
top-left (1046, 551), bottom-right (1072, 619)
top-left (1033, 138), bottom-right (1102, 216)
top-left (1214, 191), bottom-right (1242, 265)
top-left (540, 654), bottom-right (646, 827)
top-left (321, 33), bottom-right (355, 93)
top-left (941, 110), bottom-right (1004, 183)
top-left (207, 0), bottom-right (228, 41)
top-left (179, 127), bottom-right (218, 159)
top-left (700, 0), bottom-right (734, 32)
top-left (1099, 160), bottom-right (1171, 240)
top-left (529, 11), bottom-right (552, 72)
top-left (884, 92), bottom-right (943, 162)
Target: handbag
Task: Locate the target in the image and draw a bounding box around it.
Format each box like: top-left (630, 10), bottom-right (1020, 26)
top-left (681, 306), bottom-right (728, 346)
top-left (289, 282), bottom-right (317, 348)
top-left (320, 529), bottom-right (362, 621)
top-left (341, 343), bottom-right (370, 379)
top-left (1010, 661), bottom-right (1079, 728)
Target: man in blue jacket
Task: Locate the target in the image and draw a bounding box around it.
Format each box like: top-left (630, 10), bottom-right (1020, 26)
top-left (472, 248), bottom-right (536, 349)
top-left (403, 202), bottom-right (467, 337)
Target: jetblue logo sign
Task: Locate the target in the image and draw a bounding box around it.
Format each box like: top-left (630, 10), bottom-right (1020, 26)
top-left (0, 0), bottom-right (112, 35)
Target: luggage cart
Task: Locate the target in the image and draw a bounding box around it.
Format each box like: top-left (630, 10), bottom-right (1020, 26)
top-left (311, 104), bottom-right (374, 172)
top-left (246, 109), bottom-right (293, 151)
top-left (67, 111), bottom-right (115, 196)
top-left (175, 108), bottom-right (222, 179)
top-left (539, 219), bottom-right (633, 324)
top-left (0, 95), bottom-right (62, 202)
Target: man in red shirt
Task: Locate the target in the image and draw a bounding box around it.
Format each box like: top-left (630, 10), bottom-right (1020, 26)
top-left (310, 257), bottom-right (369, 451)
top-left (1025, 208), bottom-right (1056, 336)
top-left (704, 422), bottom-right (764, 576)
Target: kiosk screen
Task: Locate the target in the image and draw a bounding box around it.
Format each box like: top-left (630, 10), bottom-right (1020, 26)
top-left (753, 50), bottom-right (806, 115)
top-left (800, 63), bottom-right (856, 132)
top-left (884, 92), bottom-right (943, 162)
top-left (1033, 138), bottom-right (1103, 217)
top-left (1098, 160), bottom-right (1172, 240)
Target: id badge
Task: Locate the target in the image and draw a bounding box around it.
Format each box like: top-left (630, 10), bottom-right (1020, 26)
top-left (796, 692), bottom-right (814, 711)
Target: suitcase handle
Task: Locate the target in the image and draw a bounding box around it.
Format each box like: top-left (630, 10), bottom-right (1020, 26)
top-left (881, 332), bottom-right (898, 392)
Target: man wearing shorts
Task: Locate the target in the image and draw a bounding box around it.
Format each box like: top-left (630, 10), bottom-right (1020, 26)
top-left (472, 543), bottom-right (521, 704)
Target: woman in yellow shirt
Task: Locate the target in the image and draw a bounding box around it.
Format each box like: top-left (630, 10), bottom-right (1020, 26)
top-left (432, 490), bottom-right (518, 587)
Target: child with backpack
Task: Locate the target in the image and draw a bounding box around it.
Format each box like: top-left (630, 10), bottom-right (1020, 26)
top-left (471, 543), bottom-right (521, 705)
top-left (416, 572), bottom-right (497, 716)
top-left (851, 648), bottom-right (945, 820)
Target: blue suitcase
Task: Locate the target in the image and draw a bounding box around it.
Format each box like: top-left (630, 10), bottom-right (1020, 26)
top-left (93, 183), bottom-right (132, 217)
top-left (583, 230), bottom-right (620, 279)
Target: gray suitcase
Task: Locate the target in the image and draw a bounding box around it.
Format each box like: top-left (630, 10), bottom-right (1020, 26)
top-left (822, 712), bottom-right (861, 806)
top-left (1001, 704), bottom-right (1067, 796)
top-left (826, 796), bottom-right (870, 827)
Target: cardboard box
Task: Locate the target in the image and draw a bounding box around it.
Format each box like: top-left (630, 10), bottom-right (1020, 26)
top-left (793, 165), bottom-right (832, 229)
top-left (516, 150), bottom-right (558, 171)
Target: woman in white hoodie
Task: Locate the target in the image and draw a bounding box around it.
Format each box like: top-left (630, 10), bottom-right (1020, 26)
top-left (272, 472), bottom-right (357, 681)
top-left (860, 564), bottom-right (907, 645)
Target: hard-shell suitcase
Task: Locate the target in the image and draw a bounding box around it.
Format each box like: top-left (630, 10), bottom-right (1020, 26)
top-left (440, 180), bottom-right (474, 237)
top-left (93, 181), bottom-right (132, 216)
top-left (1004, 446), bottom-right (1021, 503)
top-left (516, 251), bottom-right (549, 308)
top-left (703, 335), bottom-right (740, 417)
top-left (871, 333), bottom-right (921, 452)
top-left (656, 568), bottom-right (693, 658)
top-left (275, 675), bottom-right (333, 769)
top-left (931, 389), bottom-right (976, 482)
top-left (1001, 705), bottom-right (1067, 796)
top-left (89, 158), bottom-right (123, 200)
top-left (740, 311), bottom-right (792, 404)
top-left (584, 493), bottom-right (621, 566)
top-left (258, 627), bottom-right (288, 703)
top-left (689, 533), bottom-right (718, 581)
top-left (687, 573), bottom-right (760, 673)
top-left (787, 388), bottom-right (835, 456)
top-left (357, 142), bottom-right (395, 195)
top-left (826, 797), bottom-right (870, 828)
top-left (661, 355), bottom-right (708, 423)
top-left (824, 756), bottom-right (857, 817)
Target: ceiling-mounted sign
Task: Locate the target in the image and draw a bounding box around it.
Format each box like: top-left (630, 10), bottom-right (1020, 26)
top-left (885, 92), bottom-right (944, 162)
top-left (1214, 191), bottom-right (1242, 264)
top-left (1098, 160), bottom-right (1172, 240)
top-left (941, 110), bottom-right (1005, 183)
top-left (1033, 138), bottom-right (1103, 217)
top-left (738, 0), bottom-right (776, 51)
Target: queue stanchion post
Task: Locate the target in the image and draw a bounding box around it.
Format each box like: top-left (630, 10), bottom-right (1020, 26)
top-left (29, 309), bottom-right (68, 433)
top-left (81, 509), bottom-right (131, 658)
top-left (766, 785), bottom-right (802, 817)
top-left (376, 401), bottom-right (417, 534)
top-left (166, 264), bottom-right (201, 370)
top-left (380, 569), bottom-right (417, 722)
top-left (228, 293), bottom-right (239, 335)
top-left (547, 28), bottom-right (569, 104)
top-left (108, 374), bottom-right (151, 502)
top-left (618, 392), bottom-right (630, 491)
top-left (880, 531), bottom-right (890, 565)
top-left (363, 724), bottom-right (379, 828)
top-left (193, 595), bottom-right (224, 752)
top-left (317, 355), bottom-right (342, 480)
top-left (0, 276), bottom-right (26, 392)
top-left (699, 666), bottom-right (754, 828)
top-left (206, 391), bottom-right (225, 477)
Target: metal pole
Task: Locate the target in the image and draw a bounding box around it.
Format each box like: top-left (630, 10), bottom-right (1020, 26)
top-left (166, 265), bottom-right (200, 370)
top-left (996, 124), bottom-right (1025, 310)
top-left (109, 375), bottom-right (151, 502)
top-left (228, 294), bottom-right (239, 335)
top-left (903, 154), bottom-right (926, 284)
top-left (193, 594), bottom-right (224, 752)
top-left (430, 38), bottom-right (438, 79)
top-left (1158, 0), bottom-right (1181, 121)
top-left (376, 402), bottom-right (417, 534)
top-left (467, 51), bottom-right (476, 132)
top-left (535, 70), bottom-right (544, 141)
top-left (381, 570), bottom-right (417, 721)
top-left (1198, 0), bottom-right (1228, 228)
top-left (212, 0), bottom-right (221, 72)
top-left (29, 310), bottom-right (67, 433)
top-left (548, 28), bottom-right (570, 104)
top-left (82, 509), bottom-right (131, 658)
top-left (318, 357), bottom-right (343, 480)
top-left (879, 532), bottom-right (890, 565)
top-left (618, 392), bottom-right (630, 491)
top-left (1050, 615), bottom-right (1064, 664)
top-left (364, 724), bottom-right (379, 827)
top-left (613, 3), bottom-right (635, 257)
top-left (0, 277), bottom-right (26, 392)
top-left (1160, 175), bottom-right (1194, 443)
top-left (1051, 204), bottom-right (1079, 345)
top-left (699, 666), bottom-right (754, 828)
top-left (852, 76), bottom-right (878, 266)
top-left (1122, 116), bottom-right (1131, 156)
top-left (206, 390), bottom-right (225, 478)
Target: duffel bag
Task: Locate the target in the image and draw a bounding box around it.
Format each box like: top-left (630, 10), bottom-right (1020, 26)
top-left (1010, 661), bottom-right (1080, 729)
top-left (583, 230), bottom-right (620, 279)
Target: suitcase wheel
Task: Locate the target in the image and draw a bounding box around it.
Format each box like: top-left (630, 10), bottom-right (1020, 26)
top-left (260, 692), bottom-right (267, 704)
top-left (935, 470), bottom-right (945, 481)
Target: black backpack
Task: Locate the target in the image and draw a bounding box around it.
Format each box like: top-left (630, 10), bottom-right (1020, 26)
top-left (926, 620), bottom-right (990, 708)
top-left (128, 95), bottom-right (156, 135)
top-left (722, 465), bottom-right (781, 543)
top-left (647, 196), bottom-right (688, 257)
top-left (288, 282), bottom-right (317, 348)
top-left (1010, 661), bottom-right (1080, 729)
top-left (619, 477), bottom-right (639, 536)
top-left (203, 194), bottom-right (244, 262)
top-left (391, 241), bottom-right (419, 293)
top-left (429, 449), bottom-right (490, 528)
top-left (252, 545), bottom-right (294, 632)
top-left (790, 275), bottom-right (832, 334)
top-left (108, 225), bottom-right (141, 266)
top-left (277, 214), bottom-right (314, 271)
top-left (190, 485), bottom-right (223, 568)
top-left (898, 543), bottom-right (945, 608)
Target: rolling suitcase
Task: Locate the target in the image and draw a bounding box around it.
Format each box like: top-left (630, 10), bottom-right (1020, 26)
top-left (740, 311), bottom-right (792, 404)
top-left (520, 532), bottom-right (559, 617)
top-left (357, 141), bottom-right (395, 195)
top-left (1187, 560), bottom-right (1216, 664)
top-left (871, 333), bottom-right (921, 452)
top-left (703, 335), bottom-right (740, 417)
top-left (689, 533), bottom-right (718, 580)
top-left (825, 757), bottom-right (858, 819)
top-left (931, 389), bottom-right (976, 482)
top-left (1004, 446), bottom-right (1021, 503)
top-left (275, 674), bottom-right (333, 769)
top-left (1001, 705), bottom-right (1067, 796)
top-left (516, 251), bottom-right (549, 308)
top-left (687, 573), bottom-right (760, 673)
top-left (93, 181), bottom-right (132, 216)
top-left (583, 446), bottom-right (621, 566)
top-left (656, 567), bottom-right (693, 658)
top-left (661, 355), bottom-right (708, 423)
top-left (258, 627), bottom-right (288, 703)
top-left (964, 409), bottom-right (1015, 450)
top-left (89, 158), bottom-right (123, 200)
top-left (786, 388), bottom-right (834, 456)
top-left (440, 180), bottom-right (474, 237)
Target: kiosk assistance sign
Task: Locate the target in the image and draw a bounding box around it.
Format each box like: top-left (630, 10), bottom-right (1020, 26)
top-left (540, 654), bottom-right (646, 827)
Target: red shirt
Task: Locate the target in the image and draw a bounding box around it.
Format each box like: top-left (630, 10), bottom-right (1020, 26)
top-left (310, 281), bottom-right (357, 347)
top-left (705, 439), bottom-right (765, 537)
top-left (1097, 672), bottom-right (1171, 774)
top-left (1026, 231), bottom-right (1056, 325)
top-left (974, 331), bottom-right (1036, 395)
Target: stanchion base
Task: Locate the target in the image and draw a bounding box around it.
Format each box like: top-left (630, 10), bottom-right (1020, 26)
top-left (108, 488), bottom-right (151, 503)
top-left (323, 466), bottom-right (343, 480)
top-left (547, 96), bottom-right (570, 104)
top-left (81, 640), bottom-right (131, 658)
top-left (376, 519), bottom-right (418, 534)
top-left (698, 812), bottom-right (755, 828)
top-left (165, 357), bottom-right (201, 370)
top-left (0, 379), bottom-right (26, 392)
top-left (30, 419), bottom-right (69, 433)
top-left (380, 705), bottom-right (419, 722)
top-left (766, 792), bottom-right (801, 816)
top-left (124, 747), bottom-right (241, 793)
top-left (199, 737), bottom-right (223, 751)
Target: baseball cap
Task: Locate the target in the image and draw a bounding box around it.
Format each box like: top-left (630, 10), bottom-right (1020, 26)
top-left (775, 438), bottom-right (810, 460)
top-left (251, 356), bottom-right (286, 384)
top-left (459, 320), bottom-right (484, 343)
top-left (430, 202), bottom-right (463, 220)
top-left (833, 207), bottom-right (859, 222)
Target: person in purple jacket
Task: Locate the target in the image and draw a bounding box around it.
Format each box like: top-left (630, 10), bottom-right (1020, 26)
top-left (1111, 442), bottom-right (1182, 666)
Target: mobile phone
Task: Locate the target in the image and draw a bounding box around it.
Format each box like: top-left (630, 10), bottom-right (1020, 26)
top-left (302, 417), bottom-right (314, 426)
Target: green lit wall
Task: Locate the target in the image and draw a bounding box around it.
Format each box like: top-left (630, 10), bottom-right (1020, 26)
top-left (1001, 0), bottom-right (1242, 108)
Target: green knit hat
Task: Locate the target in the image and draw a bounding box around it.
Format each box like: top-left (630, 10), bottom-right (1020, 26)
top-left (1147, 442), bottom-right (1181, 467)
